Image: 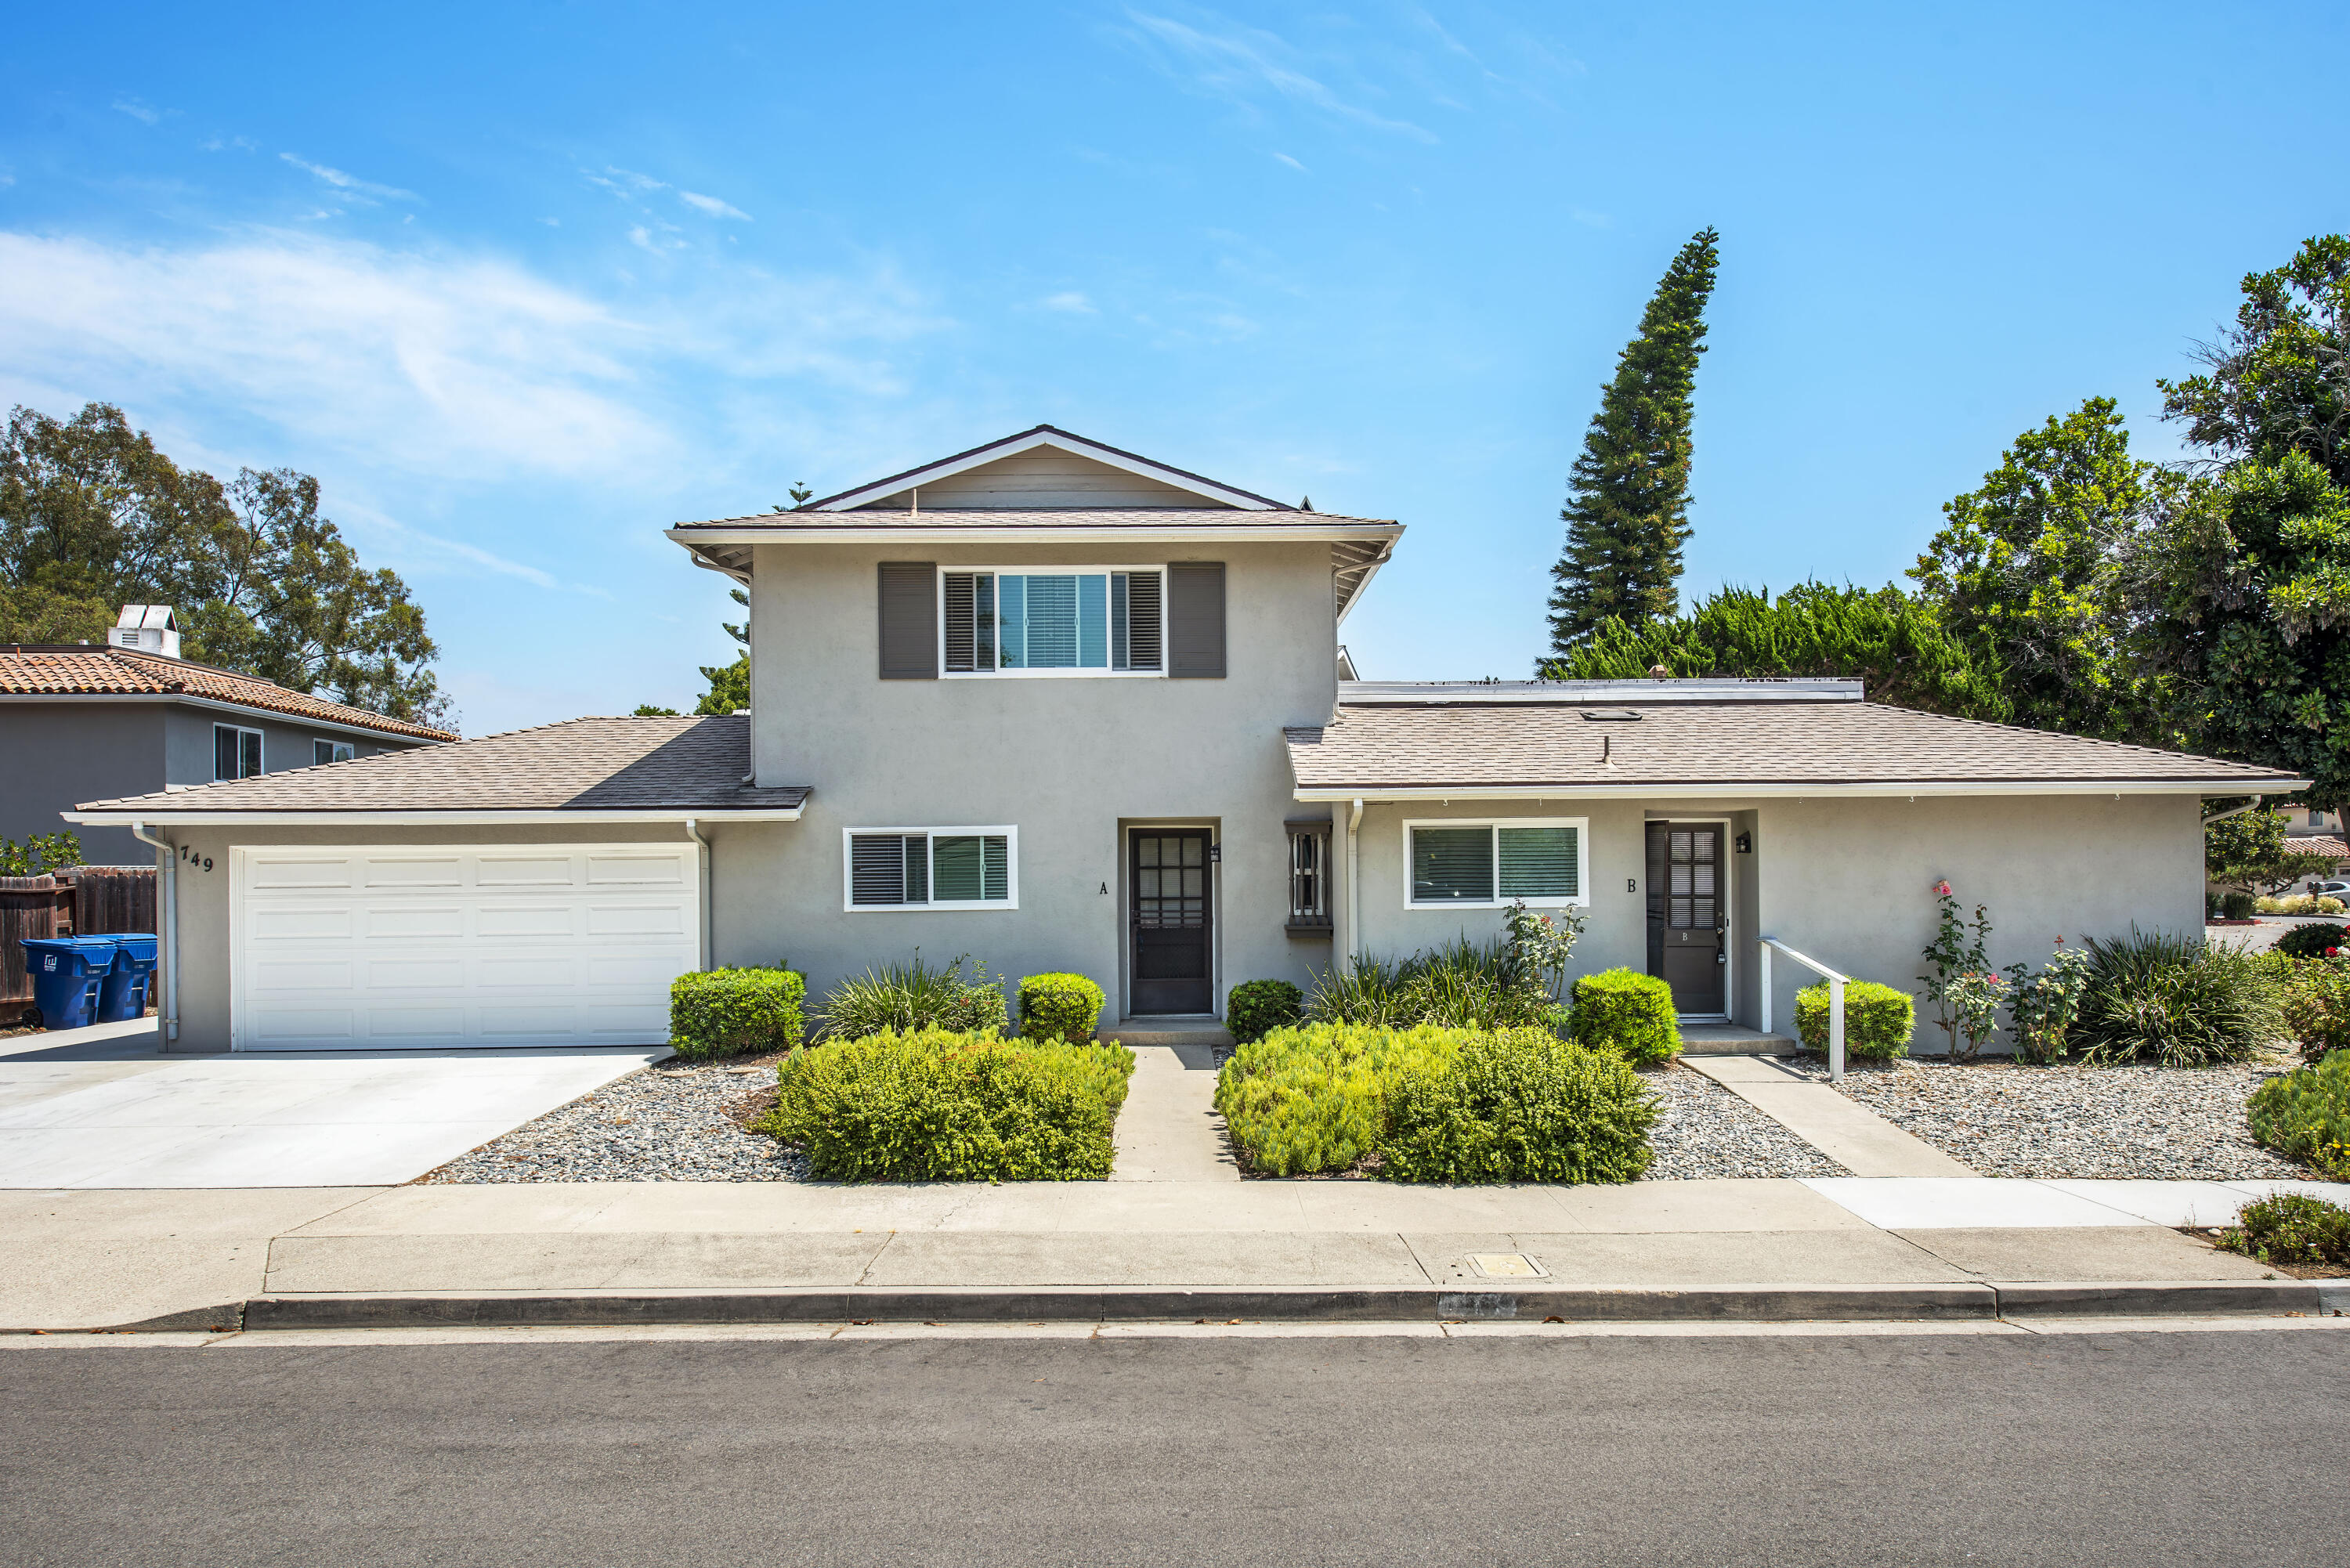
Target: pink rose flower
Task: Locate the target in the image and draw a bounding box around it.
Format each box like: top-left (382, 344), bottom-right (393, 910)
top-left (1933, 880), bottom-right (1951, 897)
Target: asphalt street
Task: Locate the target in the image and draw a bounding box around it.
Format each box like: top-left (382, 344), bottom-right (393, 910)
top-left (3, 1328), bottom-right (2343, 1566)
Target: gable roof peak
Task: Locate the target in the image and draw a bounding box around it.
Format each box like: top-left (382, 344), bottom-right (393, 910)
top-left (804, 425), bottom-right (1292, 512)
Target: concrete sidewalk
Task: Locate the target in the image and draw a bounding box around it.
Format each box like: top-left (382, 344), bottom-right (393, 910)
top-left (5, 1176), bottom-right (2344, 1331)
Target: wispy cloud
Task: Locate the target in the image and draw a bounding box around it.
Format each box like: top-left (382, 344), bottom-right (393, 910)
top-left (0, 228), bottom-right (942, 482)
top-left (200, 134), bottom-right (259, 153)
top-left (1040, 291), bottom-right (1097, 314)
top-left (1115, 8), bottom-right (1437, 144)
top-left (281, 154), bottom-right (419, 204)
top-left (678, 190), bottom-right (750, 220)
top-left (111, 98), bottom-right (161, 125)
top-left (1271, 151), bottom-right (1309, 172)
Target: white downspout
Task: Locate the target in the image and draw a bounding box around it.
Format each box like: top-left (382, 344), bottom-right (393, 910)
top-left (128, 821), bottom-right (179, 1044)
top-left (1345, 797), bottom-right (1365, 965)
top-left (684, 818), bottom-right (712, 970)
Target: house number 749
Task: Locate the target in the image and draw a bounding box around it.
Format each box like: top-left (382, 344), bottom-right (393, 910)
top-left (179, 845), bottom-right (215, 873)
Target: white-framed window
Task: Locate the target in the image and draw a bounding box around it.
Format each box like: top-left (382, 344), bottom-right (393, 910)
top-left (844, 826), bottom-right (1018, 910)
top-left (214, 724), bottom-right (263, 781)
top-left (940, 566), bottom-right (1164, 676)
top-left (313, 739), bottom-right (356, 764)
top-left (1403, 818), bottom-right (1588, 908)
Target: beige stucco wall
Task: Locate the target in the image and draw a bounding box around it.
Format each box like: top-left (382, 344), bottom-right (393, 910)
top-left (739, 539), bottom-right (1341, 1017)
top-left (1347, 791), bottom-right (2204, 1047)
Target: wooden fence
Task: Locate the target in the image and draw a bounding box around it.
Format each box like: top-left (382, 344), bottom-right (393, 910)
top-left (1, 867), bottom-right (158, 1011)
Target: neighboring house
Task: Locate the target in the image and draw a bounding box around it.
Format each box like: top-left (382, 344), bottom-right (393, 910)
top-left (4, 605), bottom-right (453, 864)
top-left (67, 428), bottom-right (2306, 1053)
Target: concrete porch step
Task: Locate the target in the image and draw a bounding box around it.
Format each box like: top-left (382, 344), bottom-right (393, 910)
top-left (1102, 1017), bottom-right (1234, 1050)
top-left (1678, 1024), bottom-right (1803, 1056)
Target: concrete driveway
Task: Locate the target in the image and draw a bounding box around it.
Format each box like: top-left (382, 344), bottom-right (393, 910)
top-left (0, 1022), bottom-right (666, 1189)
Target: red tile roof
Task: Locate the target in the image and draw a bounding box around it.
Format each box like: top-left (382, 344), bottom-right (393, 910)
top-left (0, 645), bottom-right (454, 742)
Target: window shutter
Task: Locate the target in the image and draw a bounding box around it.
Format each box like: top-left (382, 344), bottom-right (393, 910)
top-left (1125, 571), bottom-right (1163, 670)
top-left (1166, 562), bottom-right (1224, 678)
top-left (877, 562), bottom-right (938, 679)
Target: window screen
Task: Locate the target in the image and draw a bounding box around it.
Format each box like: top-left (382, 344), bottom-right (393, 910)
top-left (1411, 827), bottom-right (1493, 902)
top-left (1499, 826), bottom-right (1578, 898)
top-left (942, 570), bottom-right (1162, 674)
top-left (848, 832), bottom-right (1012, 907)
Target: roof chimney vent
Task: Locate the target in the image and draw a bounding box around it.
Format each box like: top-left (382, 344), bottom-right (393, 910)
top-left (110, 605), bottom-right (181, 660)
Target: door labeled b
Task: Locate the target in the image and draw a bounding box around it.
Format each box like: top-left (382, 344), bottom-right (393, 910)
top-left (1646, 823), bottom-right (1726, 1017)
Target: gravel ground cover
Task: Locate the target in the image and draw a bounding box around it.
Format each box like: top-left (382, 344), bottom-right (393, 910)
top-left (1642, 1065), bottom-right (1849, 1180)
top-left (421, 1057), bottom-right (802, 1183)
top-left (1824, 1057), bottom-right (2310, 1180)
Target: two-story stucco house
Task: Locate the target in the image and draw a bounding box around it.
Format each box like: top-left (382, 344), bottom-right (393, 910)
top-left (68, 428), bottom-right (2306, 1053)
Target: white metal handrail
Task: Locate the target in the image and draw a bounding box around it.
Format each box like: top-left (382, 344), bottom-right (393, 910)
top-left (1757, 936), bottom-right (1849, 1081)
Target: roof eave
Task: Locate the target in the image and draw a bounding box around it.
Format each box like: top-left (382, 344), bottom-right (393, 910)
top-left (63, 806), bottom-right (807, 826)
top-left (665, 520), bottom-right (1403, 547)
top-left (801, 425), bottom-right (1290, 511)
top-left (1289, 778), bottom-right (2311, 802)
top-left (0, 689), bottom-right (453, 743)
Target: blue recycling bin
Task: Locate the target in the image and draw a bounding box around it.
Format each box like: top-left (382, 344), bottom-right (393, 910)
top-left (20, 936), bottom-right (120, 1031)
top-left (98, 934), bottom-right (160, 1024)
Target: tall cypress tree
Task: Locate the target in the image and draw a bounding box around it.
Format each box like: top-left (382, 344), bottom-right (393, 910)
top-left (1544, 228), bottom-right (1721, 657)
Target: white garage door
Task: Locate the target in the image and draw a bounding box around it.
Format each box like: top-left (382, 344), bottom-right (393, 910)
top-left (232, 844), bottom-right (700, 1050)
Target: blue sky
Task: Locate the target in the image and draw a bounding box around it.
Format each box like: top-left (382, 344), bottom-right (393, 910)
top-left (3, 3), bottom-right (2344, 733)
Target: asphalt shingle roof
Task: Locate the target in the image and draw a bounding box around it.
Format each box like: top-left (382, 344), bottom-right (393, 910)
top-left (74, 715), bottom-right (808, 815)
top-left (0, 646), bottom-right (454, 741)
top-left (1283, 699), bottom-right (2301, 792)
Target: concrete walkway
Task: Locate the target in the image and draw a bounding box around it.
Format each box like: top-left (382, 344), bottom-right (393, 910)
top-left (7, 1176), bottom-right (2345, 1330)
top-left (1684, 1055), bottom-right (1976, 1176)
top-left (1111, 1044), bottom-right (1239, 1182)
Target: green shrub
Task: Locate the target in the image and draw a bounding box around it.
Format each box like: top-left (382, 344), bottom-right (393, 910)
top-left (2216, 1191), bottom-right (2350, 1270)
top-left (2280, 956), bottom-right (2350, 1063)
top-left (2073, 930), bottom-right (2281, 1066)
top-left (759, 1027), bottom-right (1136, 1181)
top-left (667, 966), bottom-right (805, 1060)
top-left (820, 952), bottom-right (1005, 1039)
top-left (2219, 890), bottom-right (2258, 919)
top-left (1213, 1021), bottom-right (1657, 1183)
top-left (2247, 1052), bottom-right (2350, 1180)
top-left (1226, 979), bottom-right (1304, 1045)
top-left (1793, 980), bottom-right (1916, 1060)
top-left (1379, 1028), bottom-right (1656, 1183)
top-left (1306, 938), bottom-right (1553, 1031)
top-left (2276, 923), bottom-right (2350, 960)
top-left (1566, 968), bottom-right (1681, 1065)
top-left (1018, 972), bottom-right (1106, 1044)
top-left (2256, 894), bottom-right (2348, 916)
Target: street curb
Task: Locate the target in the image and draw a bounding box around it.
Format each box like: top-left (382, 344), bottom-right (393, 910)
top-left (219, 1278), bottom-right (2338, 1331)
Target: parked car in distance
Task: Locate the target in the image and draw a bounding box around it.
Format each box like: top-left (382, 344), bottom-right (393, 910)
top-left (2310, 880), bottom-right (2350, 899)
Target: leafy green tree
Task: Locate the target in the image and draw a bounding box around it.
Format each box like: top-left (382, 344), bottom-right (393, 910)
top-left (2161, 235), bottom-right (2350, 486)
top-left (631, 703), bottom-right (680, 717)
top-left (1545, 228), bottom-right (1720, 654)
top-left (1542, 581), bottom-right (2012, 720)
top-left (0, 831), bottom-right (81, 876)
top-left (0, 403), bottom-right (451, 728)
top-left (2205, 800), bottom-right (2335, 896)
top-left (1909, 398), bottom-right (2169, 738)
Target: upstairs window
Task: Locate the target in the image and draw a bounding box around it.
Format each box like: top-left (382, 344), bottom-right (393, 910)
top-left (1405, 819), bottom-right (1587, 908)
top-left (214, 724), bottom-right (262, 781)
top-left (942, 568), bottom-right (1163, 675)
top-left (845, 828), bottom-right (1017, 910)
top-left (313, 739), bottom-right (356, 764)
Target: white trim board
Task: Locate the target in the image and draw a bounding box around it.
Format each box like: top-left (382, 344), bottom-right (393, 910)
top-left (1295, 779), bottom-right (2307, 803)
top-left (808, 428), bottom-right (1282, 511)
top-left (841, 825), bottom-right (1021, 912)
top-left (65, 808), bottom-right (804, 826)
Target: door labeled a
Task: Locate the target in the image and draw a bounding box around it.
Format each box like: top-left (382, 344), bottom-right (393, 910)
top-left (1130, 829), bottom-right (1212, 1013)
top-left (1646, 823), bottom-right (1726, 1017)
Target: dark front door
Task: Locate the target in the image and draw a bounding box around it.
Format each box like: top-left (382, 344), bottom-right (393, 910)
top-left (1130, 829), bottom-right (1213, 1014)
top-left (1647, 823), bottom-right (1726, 1016)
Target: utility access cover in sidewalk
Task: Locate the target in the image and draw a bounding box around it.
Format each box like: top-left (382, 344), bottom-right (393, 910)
top-left (1468, 1253), bottom-right (1546, 1279)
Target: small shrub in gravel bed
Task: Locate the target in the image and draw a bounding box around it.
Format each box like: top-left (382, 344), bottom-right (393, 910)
top-left (1567, 969), bottom-right (1680, 1065)
top-left (758, 1028), bottom-right (1135, 1182)
top-left (2075, 930), bottom-right (2280, 1066)
top-left (1794, 981), bottom-right (1914, 1060)
top-left (1226, 979), bottom-right (1304, 1045)
top-left (2216, 1192), bottom-right (2350, 1274)
top-left (2246, 1052), bottom-right (2350, 1180)
top-left (2278, 956), bottom-right (2350, 1062)
top-left (668, 966), bottom-right (806, 1060)
top-left (1215, 1022), bottom-right (1655, 1182)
